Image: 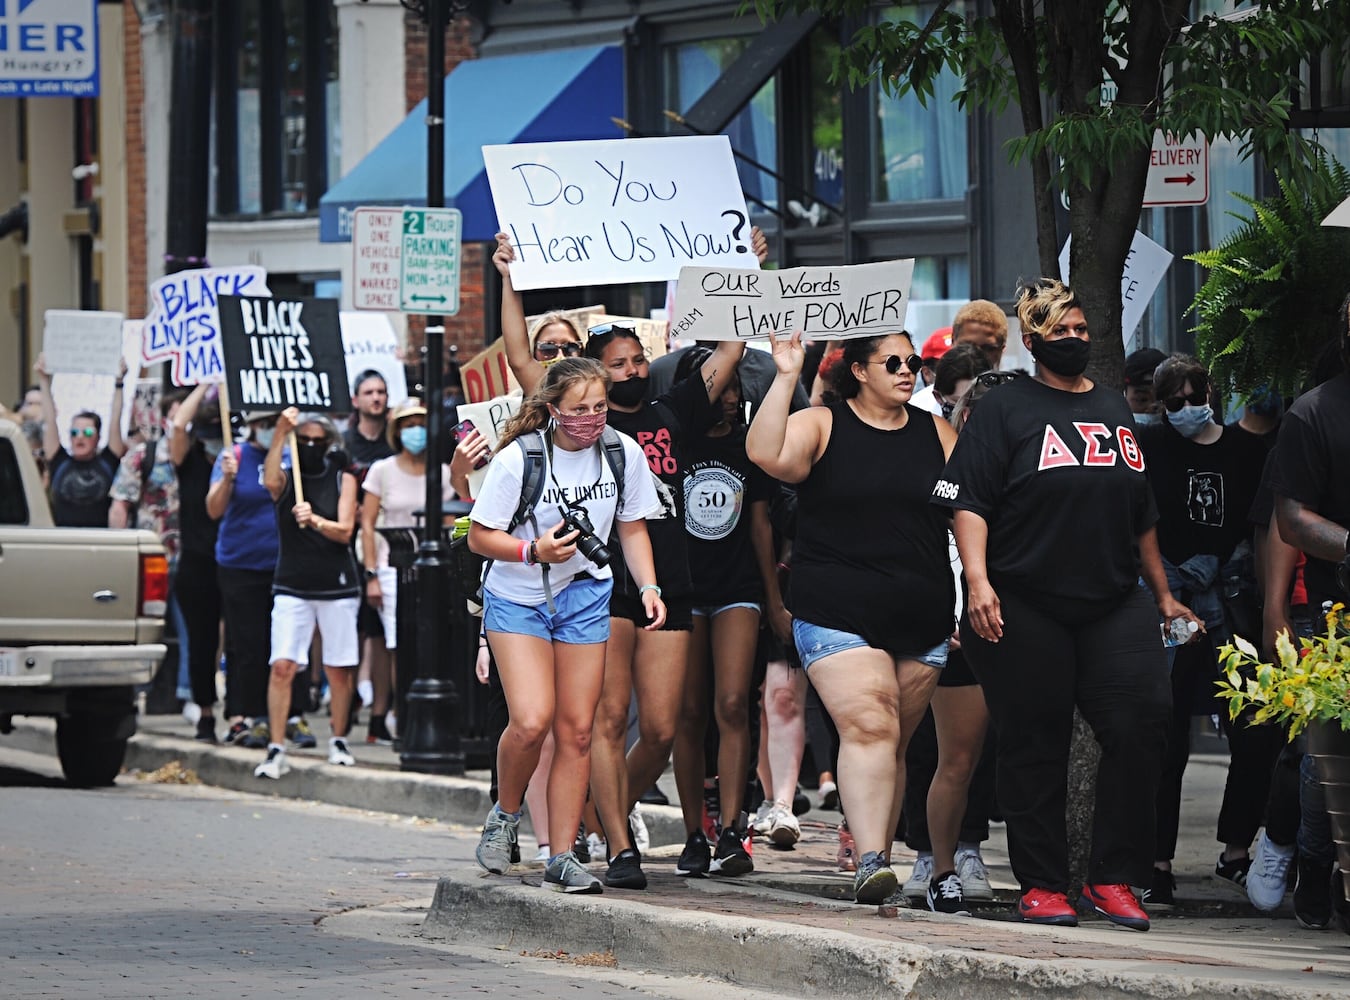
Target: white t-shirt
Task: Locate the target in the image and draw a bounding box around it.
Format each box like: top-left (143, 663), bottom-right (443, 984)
top-left (470, 430), bottom-right (661, 605)
top-left (363, 456), bottom-right (455, 569)
top-left (910, 384), bottom-right (944, 416)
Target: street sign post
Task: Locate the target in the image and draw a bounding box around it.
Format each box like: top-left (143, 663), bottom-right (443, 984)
top-left (1143, 131), bottom-right (1209, 207)
top-left (400, 207), bottom-right (462, 315)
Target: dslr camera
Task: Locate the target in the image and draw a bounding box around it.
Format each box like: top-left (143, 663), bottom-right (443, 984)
top-left (556, 503), bottom-right (611, 568)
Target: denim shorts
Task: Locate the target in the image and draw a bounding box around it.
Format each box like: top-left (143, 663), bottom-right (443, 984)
top-left (792, 617), bottom-right (948, 672)
top-left (484, 575), bottom-right (612, 645)
top-left (691, 601), bottom-right (763, 618)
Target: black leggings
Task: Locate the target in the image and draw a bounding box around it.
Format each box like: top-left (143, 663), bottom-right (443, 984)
top-left (175, 550), bottom-right (221, 710)
top-left (217, 565), bottom-right (273, 720)
top-left (962, 584), bottom-right (1171, 893)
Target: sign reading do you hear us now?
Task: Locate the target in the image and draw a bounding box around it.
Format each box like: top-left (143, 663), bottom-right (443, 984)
top-left (483, 135), bottom-right (760, 290)
top-left (218, 295), bottom-right (350, 413)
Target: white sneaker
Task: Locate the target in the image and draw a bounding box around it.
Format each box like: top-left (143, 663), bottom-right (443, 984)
top-left (586, 832), bottom-right (607, 862)
top-left (1247, 830), bottom-right (1295, 912)
top-left (629, 805), bottom-right (650, 854)
top-left (328, 737), bottom-right (355, 766)
top-left (254, 746), bottom-right (290, 780)
top-left (768, 806), bottom-right (801, 848)
top-left (903, 854), bottom-right (934, 899)
top-left (955, 849), bottom-right (994, 901)
top-left (751, 799), bottom-right (776, 835)
top-left (533, 845), bottom-right (550, 863)
top-left (182, 701), bottom-right (202, 725)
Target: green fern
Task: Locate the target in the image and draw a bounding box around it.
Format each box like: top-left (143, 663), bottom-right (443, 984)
top-left (1187, 156), bottom-right (1350, 399)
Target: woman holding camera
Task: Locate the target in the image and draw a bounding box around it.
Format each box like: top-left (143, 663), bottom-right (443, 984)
top-left (469, 358), bottom-right (664, 894)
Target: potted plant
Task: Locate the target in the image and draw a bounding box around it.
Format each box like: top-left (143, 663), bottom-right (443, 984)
top-left (1215, 604), bottom-right (1350, 908)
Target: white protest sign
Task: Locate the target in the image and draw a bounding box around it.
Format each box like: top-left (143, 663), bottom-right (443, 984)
top-left (340, 311), bottom-right (409, 404)
top-left (51, 321), bottom-right (143, 448)
top-left (142, 266), bottom-right (272, 385)
top-left (483, 136), bottom-right (759, 290)
top-left (670, 260), bottom-right (914, 341)
top-left (455, 394), bottom-right (522, 499)
top-left (43, 310), bottom-right (126, 375)
top-left (1059, 230), bottom-right (1173, 342)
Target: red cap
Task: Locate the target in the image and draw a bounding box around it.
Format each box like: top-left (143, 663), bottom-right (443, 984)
top-left (922, 327), bottom-right (953, 361)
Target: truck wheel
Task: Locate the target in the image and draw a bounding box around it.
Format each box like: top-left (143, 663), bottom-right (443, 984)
top-left (56, 712), bottom-right (133, 788)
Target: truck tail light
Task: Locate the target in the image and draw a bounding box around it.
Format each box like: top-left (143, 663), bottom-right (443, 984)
top-left (139, 553), bottom-right (169, 617)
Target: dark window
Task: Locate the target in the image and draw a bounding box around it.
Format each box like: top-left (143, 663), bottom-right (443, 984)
top-left (211, 0), bottom-right (339, 217)
top-left (0, 438), bottom-right (30, 525)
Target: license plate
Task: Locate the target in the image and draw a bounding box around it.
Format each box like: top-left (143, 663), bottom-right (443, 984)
top-left (0, 647), bottom-right (16, 677)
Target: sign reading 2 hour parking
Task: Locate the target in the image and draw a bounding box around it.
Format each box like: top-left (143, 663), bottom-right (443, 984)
top-left (400, 207), bottom-right (461, 314)
top-left (0, 0), bottom-right (100, 97)
top-left (218, 295), bottom-right (350, 413)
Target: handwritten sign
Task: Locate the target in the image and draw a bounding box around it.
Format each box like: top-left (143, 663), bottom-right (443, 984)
top-left (219, 295), bottom-right (349, 413)
top-left (43, 310), bottom-right (125, 374)
top-left (670, 260), bottom-right (914, 341)
top-left (341, 311), bottom-right (409, 404)
top-left (456, 394), bottom-right (522, 498)
top-left (142, 266), bottom-right (272, 385)
top-left (1059, 230), bottom-right (1173, 343)
top-left (483, 136), bottom-right (759, 290)
top-left (50, 321), bottom-right (142, 448)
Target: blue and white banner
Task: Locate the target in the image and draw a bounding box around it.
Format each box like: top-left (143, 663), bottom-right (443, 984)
top-left (0, 0), bottom-right (99, 97)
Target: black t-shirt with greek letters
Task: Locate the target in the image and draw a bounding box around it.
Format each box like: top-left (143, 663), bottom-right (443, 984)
top-left (684, 425), bottom-right (775, 607)
top-left (931, 376), bottom-right (1157, 612)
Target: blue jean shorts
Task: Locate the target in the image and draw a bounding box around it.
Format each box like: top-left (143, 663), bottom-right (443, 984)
top-left (484, 575), bottom-right (612, 645)
top-left (792, 617), bottom-right (948, 672)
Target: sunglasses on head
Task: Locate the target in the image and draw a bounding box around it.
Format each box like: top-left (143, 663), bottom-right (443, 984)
top-left (975, 370), bottom-right (1020, 388)
top-left (535, 341), bottom-right (583, 359)
top-left (1164, 386), bottom-right (1209, 412)
top-left (70, 426), bottom-right (97, 438)
top-left (586, 322), bottom-right (636, 339)
top-left (867, 354), bottom-right (923, 376)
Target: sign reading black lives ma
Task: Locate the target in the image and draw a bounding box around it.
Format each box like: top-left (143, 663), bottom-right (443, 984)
top-left (218, 295), bottom-right (349, 413)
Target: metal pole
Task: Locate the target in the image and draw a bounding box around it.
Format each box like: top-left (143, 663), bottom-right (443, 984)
top-left (164, 0), bottom-right (214, 275)
top-left (400, 0), bottom-right (464, 775)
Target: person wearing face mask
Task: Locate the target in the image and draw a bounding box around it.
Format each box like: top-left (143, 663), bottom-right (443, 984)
top-left (1123, 348), bottom-right (1168, 427)
top-left (932, 278), bottom-right (1198, 931)
top-left (253, 408), bottom-right (362, 779)
top-left (1134, 355), bottom-right (1271, 908)
top-left (468, 359), bottom-right (664, 893)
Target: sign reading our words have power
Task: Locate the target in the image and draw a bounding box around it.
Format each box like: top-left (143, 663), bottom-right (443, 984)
top-left (483, 136), bottom-right (760, 290)
top-left (218, 295), bottom-right (349, 413)
top-left (670, 259), bottom-right (915, 341)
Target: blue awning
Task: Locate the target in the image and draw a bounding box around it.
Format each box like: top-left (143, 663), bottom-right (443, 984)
top-left (319, 45), bottom-right (624, 243)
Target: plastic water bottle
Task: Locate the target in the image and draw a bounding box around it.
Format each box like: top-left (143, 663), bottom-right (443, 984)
top-left (1161, 617), bottom-right (1199, 647)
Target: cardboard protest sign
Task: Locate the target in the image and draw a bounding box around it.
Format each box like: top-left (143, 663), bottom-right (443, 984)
top-left (340, 311), bottom-right (409, 404)
top-left (43, 310), bottom-right (126, 375)
top-left (455, 394), bottom-right (522, 498)
top-left (130, 378), bottom-right (164, 441)
top-left (484, 136), bottom-right (759, 290)
top-left (142, 266), bottom-right (272, 385)
top-left (670, 260), bottom-right (914, 341)
top-left (1059, 230), bottom-right (1172, 349)
top-left (218, 295), bottom-right (350, 413)
top-left (51, 321), bottom-right (143, 448)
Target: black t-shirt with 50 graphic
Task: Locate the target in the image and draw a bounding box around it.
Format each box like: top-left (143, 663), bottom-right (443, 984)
top-left (931, 377), bottom-right (1157, 613)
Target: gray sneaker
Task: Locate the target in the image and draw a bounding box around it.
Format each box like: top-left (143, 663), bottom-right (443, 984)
top-left (475, 805), bottom-right (520, 875)
top-left (544, 851), bottom-right (603, 894)
top-left (854, 850), bottom-right (898, 904)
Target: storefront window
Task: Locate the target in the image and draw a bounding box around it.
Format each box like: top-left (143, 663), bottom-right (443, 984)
top-left (872, 3), bottom-right (968, 204)
top-left (664, 39), bottom-right (779, 211)
top-left (810, 29), bottom-right (843, 209)
top-left (911, 255), bottom-right (970, 301)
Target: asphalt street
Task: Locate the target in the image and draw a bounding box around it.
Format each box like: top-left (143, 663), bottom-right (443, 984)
top-left (0, 746), bottom-right (767, 1000)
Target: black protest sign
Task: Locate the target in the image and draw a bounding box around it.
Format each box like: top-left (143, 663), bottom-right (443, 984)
top-left (219, 295), bottom-right (349, 413)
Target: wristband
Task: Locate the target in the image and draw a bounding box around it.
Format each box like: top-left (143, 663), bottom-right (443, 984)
top-left (529, 538), bottom-right (539, 565)
top-left (639, 584), bottom-right (662, 597)
top-left (114, 381), bottom-right (124, 389)
top-left (519, 539), bottom-right (531, 565)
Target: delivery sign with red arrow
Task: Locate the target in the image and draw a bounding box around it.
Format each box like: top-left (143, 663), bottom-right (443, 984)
top-left (1142, 131), bottom-right (1209, 207)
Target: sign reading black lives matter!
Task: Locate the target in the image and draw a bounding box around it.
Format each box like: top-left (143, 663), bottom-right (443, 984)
top-left (218, 295), bottom-right (350, 413)
top-left (670, 259), bottom-right (915, 341)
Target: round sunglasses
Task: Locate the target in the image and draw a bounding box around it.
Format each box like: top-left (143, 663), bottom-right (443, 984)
top-left (866, 354), bottom-right (923, 376)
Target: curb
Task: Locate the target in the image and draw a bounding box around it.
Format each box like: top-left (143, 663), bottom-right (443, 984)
top-left (423, 872), bottom-right (1345, 1000)
top-left (2, 717), bottom-right (689, 847)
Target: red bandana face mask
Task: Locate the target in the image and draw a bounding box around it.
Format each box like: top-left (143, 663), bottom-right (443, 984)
top-left (551, 409), bottom-right (607, 448)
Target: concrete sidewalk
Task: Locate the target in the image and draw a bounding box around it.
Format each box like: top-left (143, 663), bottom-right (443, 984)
top-left (10, 711), bottom-right (1350, 998)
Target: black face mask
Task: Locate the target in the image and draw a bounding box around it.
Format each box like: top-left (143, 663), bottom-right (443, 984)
top-left (1030, 335), bottom-right (1091, 377)
top-left (609, 375), bottom-right (650, 408)
top-left (297, 442), bottom-right (327, 476)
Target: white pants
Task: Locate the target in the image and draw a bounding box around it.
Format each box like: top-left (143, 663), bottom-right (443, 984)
top-left (376, 567), bottom-right (400, 650)
top-left (270, 594), bottom-right (360, 668)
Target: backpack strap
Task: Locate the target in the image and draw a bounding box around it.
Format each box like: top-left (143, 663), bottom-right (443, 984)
top-left (599, 426), bottom-right (626, 511)
top-left (478, 431), bottom-right (549, 606)
top-left (140, 437), bottom-right (159, 497)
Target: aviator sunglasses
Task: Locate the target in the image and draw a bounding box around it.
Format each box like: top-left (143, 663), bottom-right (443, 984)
top-left (1163, 385), bottom-right (1209, 413)
top-left (535, 342), bottom-right (583, 360)
top-left (975, 370), bottom-right (1021, 388)
top-left (866, 353), bottom-right (923, 376)
top-left (70, 426), bottom-right (97, 438)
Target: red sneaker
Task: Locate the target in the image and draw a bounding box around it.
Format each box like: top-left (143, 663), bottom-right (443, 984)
top-left (1082, 883), bottom-right (1150, 931)
top-left (1018, 887), bottom-right (1079, 926)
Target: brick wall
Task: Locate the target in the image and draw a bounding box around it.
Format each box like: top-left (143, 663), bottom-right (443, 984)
top-left (123, 7), bottom-right (147, 319)
top-left (403, 10), bottom-right (486, 360)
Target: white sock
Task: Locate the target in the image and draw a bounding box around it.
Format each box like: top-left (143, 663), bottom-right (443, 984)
top-left (357, 679), bottom-right (374, 706)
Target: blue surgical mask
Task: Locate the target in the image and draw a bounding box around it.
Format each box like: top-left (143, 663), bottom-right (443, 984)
top-left (1168, 403), bottom-right (1213, 439)
top-left (400, 426), bottom-right (428, 455)
top-left (1133, 411), bottom-right (1162, 427)
top-left (253, 427), bottom-right (275, 449)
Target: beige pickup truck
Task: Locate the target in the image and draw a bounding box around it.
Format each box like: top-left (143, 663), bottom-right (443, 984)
top-left (0, 416), bottom-right (167, 786)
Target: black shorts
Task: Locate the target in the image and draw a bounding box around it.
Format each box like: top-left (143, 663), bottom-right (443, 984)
top-left (609, 589), bottom-right (693, 631)
top-left (937, 645), bottom-right (978, 688)
top-left (758, 620), bottom-right (802, 669)
top-left (357, 598), bottom-right (384, 639)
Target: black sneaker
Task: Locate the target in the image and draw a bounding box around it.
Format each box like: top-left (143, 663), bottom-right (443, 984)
top-left (926, 870), bottom-right (971, 915)
top-left (194, 716), bottom-right (218, 743)
top-left (366, 715), bottom-right (393, 746)
top-left (1142, 867), bottom-right (1176, 910)
top-left (224, 720), bottom-right (249, 744)
top-left (791, 785), bottom-right (811, 817)
top-left (709, 827), bottom-right (753, 877)
top-left (605, 847), bottom-right (648, 889)
top-left (573, 826), bottom-right (590, 864)
top-left (1294, 856), bottom-right (1334, 930)
top-left (639, 783), bottom-right (670, 806)
top-left (677, 830), bottom-right (712, 877)
top-left (1214, 853), bottom-right (1251, 893)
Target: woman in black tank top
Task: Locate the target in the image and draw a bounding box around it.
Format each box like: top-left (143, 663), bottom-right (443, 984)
top-left (748, 330), bottom-right (957, 905)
